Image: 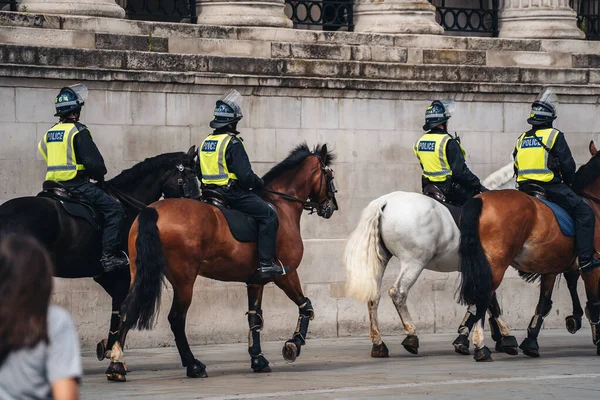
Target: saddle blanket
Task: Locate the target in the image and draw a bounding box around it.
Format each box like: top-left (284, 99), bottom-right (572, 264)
top-left (537, 198), bottom-right (575, 237)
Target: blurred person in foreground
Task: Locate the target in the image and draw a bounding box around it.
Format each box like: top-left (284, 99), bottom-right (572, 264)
top-left (0, 234), bottom-right (82, 400)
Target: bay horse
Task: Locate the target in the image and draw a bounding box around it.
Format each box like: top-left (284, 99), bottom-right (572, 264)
top-left (106, 143), bottom-right (338, 382)
top-left (0, 146), bottom-right (199, 363)
top-left (345, 163), bottom-right (584, 357)
top-left (458, 141), bottom-right (600, 361)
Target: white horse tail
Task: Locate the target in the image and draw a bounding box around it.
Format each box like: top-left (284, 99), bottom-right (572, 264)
top-left (344, 196), bottom-right (390, 303)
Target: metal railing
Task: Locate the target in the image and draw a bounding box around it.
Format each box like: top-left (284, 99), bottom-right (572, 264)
top-left (284, 0), bottom-right (354, 31)
top-left (0, 0), bottom-right (18, 11)
top-left (121, 0), bottom-right (197, 23)
top-left (571, 0), bottom-right (600, 39)
top-left (429, 0), bottom-right (499, 37)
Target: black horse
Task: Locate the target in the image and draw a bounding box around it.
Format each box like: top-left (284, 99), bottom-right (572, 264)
top-left (0, 146), bottom-right (199, 361)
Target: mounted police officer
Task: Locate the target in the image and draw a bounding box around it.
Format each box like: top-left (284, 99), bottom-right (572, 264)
top-left (37, 84), bottom-right (128, 273)
top-left (198, 89), bottom-right (288, 280)
top-left (414, 99), bottom-right (487, 206)
top-left (513, 89), bottom-right (600, 272)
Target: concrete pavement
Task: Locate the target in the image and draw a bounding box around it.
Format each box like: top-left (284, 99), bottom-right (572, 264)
top-left (81, 330), bottom-right (600, 399)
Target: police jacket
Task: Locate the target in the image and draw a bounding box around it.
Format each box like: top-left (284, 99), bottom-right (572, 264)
top-left (512, 124), bottom-right (576, 186)
top-left (422, 127), bottom-right (481, 189)
top-left (199, 130), bottom-right (264, 191)
top-left (63, 120), bottom-right (107, 184)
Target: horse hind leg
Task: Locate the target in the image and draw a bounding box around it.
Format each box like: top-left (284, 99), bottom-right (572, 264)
top-left (519, 274), bottom-right (557, 358)
top-left (564, 269), bottom-right (584, 334)
top-left (487, 293), bottom-right (518, 355)
top-left (368, 295), bottom-right (389, 357)
top-left (168, 278), bottom-right (207, 378)
top-left (247, 284), bottom-right (271, 372)
top-left (388, 262), bottom-right (423, 355)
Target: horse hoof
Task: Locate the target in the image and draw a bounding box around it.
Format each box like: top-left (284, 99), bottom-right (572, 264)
top-left (371, 342), bottom-right (389, 358)
top-left (519, 337), bottom-right (540, 358)
top-left (474, 346), bottom-right (493, 362)
top-left (282, 341), bottom-right (298, 363)
top-left (401, 335), bottom-right (419, 355)
top-left (251, 355), bottom-right (272, 373)
top-left (495, 335), bottom-right (519, 356)
top-left (565, 315), bottom-right (582, 334)
top-left (105, 362), bottom-right (127, 382)
top-left (452, 335), bottom-right (470, 356)
top-left (96, 339), bottom-right (108, 361)
top-left (186, 359), bottom-right (208, 378)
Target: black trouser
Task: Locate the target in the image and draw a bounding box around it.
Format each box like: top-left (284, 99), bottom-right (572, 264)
top-left (543, 183), bottom-right (596, 262)
top-left (217, 186), bottom-right (278, 262)
top-left (64, 181), bottom-right (125, 254)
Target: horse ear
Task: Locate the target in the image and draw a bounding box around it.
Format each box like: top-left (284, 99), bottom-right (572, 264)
top-left (320, 144), bottom-right (328, 160)
top-left (590, 141), bottom-right (597, 157)
top-left (187, 145), bottom-right (196, 158)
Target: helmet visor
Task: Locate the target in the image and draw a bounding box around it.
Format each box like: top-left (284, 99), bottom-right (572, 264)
top-left (440, 98), bottom-right (456, 117)
top-left (534, 89), bottom-right (558, 113)
top-left (219, 89), bottom-right (243, 118)
top-left (69, 83), bottom-right (88, 103)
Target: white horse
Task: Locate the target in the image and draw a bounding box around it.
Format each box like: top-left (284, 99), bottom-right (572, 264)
top-left (344, 163), bottom-right (520, 357)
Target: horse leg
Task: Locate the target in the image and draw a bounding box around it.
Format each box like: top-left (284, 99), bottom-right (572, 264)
top-left (246, 284), bottom-right (271, 372)
top-left (453, 304), bottom-right (479, 355)
top-left (519, 274), bottom-right (557, 358)
top-left (581, 269), bottom-right (600, 355)
top-left (487, 293), bottom-right (518, 355)
top-left (564, 269), bottom-right (584, 334)
top-left (274, 270), bottom-right (312, 363)
top-left (168, 278), bottom-right (207, 378)
top-left (388, 262), bottom-right (423, 355)
top-left (368, 295), bottom-right (389, 357)
top-left (472, 318), bottom-right (493, 362)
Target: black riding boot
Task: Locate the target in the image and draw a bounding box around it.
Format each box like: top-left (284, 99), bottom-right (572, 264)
top-left (580, 257), bottom-right (600, 273)
top-left (101, 251), bottom-right (129, 273)
top-left (257, 260), bottom-right (289, 280)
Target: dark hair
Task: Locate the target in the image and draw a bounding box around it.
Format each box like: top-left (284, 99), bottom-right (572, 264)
top-left (0, 235), bottom-right (54, 362)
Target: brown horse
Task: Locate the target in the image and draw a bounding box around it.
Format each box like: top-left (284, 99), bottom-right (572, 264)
top-left (458, 141), bottom-right (600, 361)
top-left (106, 143), bottom-right (338, 381)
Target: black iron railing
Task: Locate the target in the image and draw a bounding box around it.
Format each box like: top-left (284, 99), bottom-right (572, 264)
top-left (284, 0), bottom-right (354, 31)
top-left (123, 0), bottom-right (197, 23)
top-left (571, 0), bottom-right (600, 39)
top-left (429, 0), bottom-right (499, 36)
top-left (0, 0), bottom-right (18, 11)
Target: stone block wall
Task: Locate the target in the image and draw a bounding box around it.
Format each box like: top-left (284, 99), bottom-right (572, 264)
top-left (0, 77), bottom-right (594, 349)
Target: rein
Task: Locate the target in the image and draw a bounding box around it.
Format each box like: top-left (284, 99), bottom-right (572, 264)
top-left (104, 182), bottom-right (147, 212)
top-left (261, 188), bottom-right (324, 213)
top-left (581, 192), bottom-right (600, 205)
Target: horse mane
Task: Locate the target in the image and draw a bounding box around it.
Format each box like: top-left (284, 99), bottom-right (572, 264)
top-left (108, 152), bottom-right (188, 188)
top-left (262, 143), bottom-right (335, 184)
top-left (572, 151), bottom-right (600, 192)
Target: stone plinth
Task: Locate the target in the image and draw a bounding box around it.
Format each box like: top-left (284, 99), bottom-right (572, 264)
top-left (499, 0), bottom-right (584, 39)
top-left (195, 0), bottom-right (292, 28)
top-left (353, 0), bottom-right (443, 35)
top-left (19, 0), bottom-right (125, 18)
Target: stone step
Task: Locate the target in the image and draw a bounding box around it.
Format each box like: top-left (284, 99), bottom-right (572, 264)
top-left (0, 43), bottom-right (597, 87)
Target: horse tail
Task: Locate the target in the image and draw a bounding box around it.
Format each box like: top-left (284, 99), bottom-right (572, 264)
top-left (123, 207), bottom-right (165, 331)
top-left (458, 197), bottom-right (492, 315)
top-left (345, 197), bottom-right (390, 303)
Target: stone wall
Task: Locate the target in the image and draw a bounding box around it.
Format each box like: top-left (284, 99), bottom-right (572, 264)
top-left (0, 76), bottom-right (594, 349)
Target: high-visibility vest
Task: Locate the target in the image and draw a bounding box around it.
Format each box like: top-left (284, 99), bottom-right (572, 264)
top-left (514, 128), bottom-right (560, 183)
top-left (38, 122), bottom-right (86, 182)
top-left (199, 133), bottom-right (240, 186)
top-left (414, 133), bottom-right (466, 182)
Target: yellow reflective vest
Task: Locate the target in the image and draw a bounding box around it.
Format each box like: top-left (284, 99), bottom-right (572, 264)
top-left (199, 133), bottom-right (240, 186)
top-left (514, 128), bottom-right (560, 183)
top-left (414, 133), bottom-right (466, 182)
top-left (38, 122), bottom-right (87, 182)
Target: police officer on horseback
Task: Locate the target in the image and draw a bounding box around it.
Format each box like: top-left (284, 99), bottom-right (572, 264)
top-left (513, 89), bottom-right (600, 272)
top-left (414, 99), bottom-right (487, 206)
top-left (38, 84), bottom-right (128, 273)
top-left (198, 89), bottom-right (288, 280)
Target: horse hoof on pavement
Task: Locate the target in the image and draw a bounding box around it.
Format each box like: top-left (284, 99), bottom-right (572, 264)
top-left (282, 341), bottom-right (299, 363)
top-left (565, 315), bottom-right (582, 334)
top-left (402, 335), bottom-right (419, 355)
top-left (106, 361), bottom-right (127, 382)
top-left (452, 335), bottom-right (470, 355)
top-left (251, 355), bottom-right (272, 373)
top-left (96, 339), bottom-right (108, 361)
top-left (519, 337), bottom-right (540, 358)
top-left (474, 346), bottom-right (493, 362)
top-left (186, 359), bottom-right (208, 378)
top-left (371, 342), bottom-right (389, 358)
top-left (495, 335), bottom-right (519, 356)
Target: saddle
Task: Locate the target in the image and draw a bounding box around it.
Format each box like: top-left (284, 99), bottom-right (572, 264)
top-left (519, 183), bottom-right (574, 237)
top-left (423, 184), bottom-right (462, 227)
top-left (37, 181), bottom-right (102, 231)
top-left (200, 188), bottom-right (258, 243)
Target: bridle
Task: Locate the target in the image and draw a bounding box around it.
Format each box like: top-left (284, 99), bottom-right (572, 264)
top-left (262, 159), bottom-right (338, 217)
